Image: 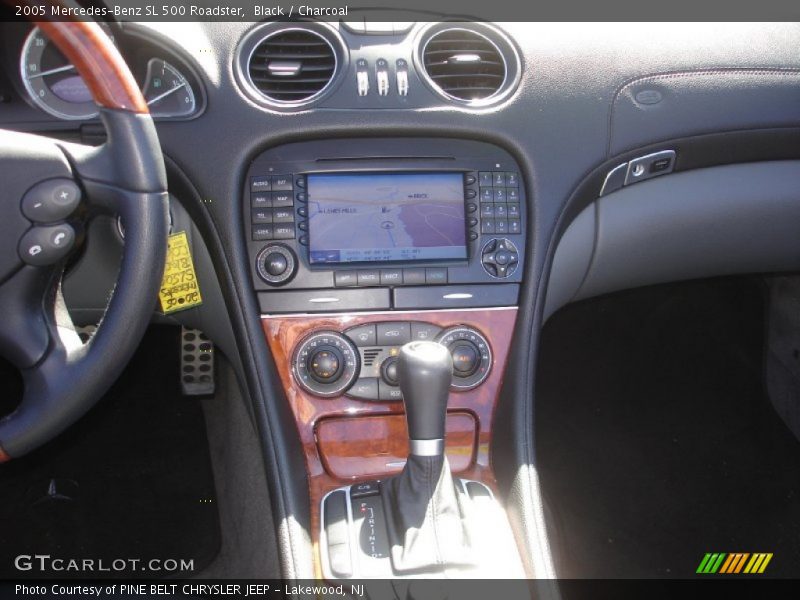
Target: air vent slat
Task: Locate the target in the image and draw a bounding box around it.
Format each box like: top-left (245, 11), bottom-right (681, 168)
top-left (247, 28), bottom-right (337, 104)
top-left (422, 28), bottom-right (507, 102)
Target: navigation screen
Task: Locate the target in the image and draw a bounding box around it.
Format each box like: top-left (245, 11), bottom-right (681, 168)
top-left (307, 173), bottom-right (467, 264)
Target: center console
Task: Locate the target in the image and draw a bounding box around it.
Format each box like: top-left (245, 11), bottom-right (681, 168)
top-left (248, 138), bottom-right (528, 578)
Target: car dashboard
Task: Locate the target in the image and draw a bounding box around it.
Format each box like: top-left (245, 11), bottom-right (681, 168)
top-left (1, 16), bottom-right (800, 581)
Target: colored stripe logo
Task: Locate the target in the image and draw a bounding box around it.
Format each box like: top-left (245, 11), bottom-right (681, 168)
top-left (696, 553), bottom-right (773, 574)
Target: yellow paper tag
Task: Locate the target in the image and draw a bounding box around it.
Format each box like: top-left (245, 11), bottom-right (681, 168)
top-left (159, 231), bottom-right (203, 314)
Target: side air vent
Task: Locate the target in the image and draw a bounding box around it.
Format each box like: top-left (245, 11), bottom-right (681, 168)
top-left (418, 25), bottom-right (520, 106)
top-left (239, 24), bottom-right (344, 107)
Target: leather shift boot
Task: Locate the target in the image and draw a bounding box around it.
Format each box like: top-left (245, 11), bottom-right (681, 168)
top-left (381, 454), bottom-right (473, 573)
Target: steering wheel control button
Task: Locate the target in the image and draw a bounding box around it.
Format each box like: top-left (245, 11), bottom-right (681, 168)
top-left (482, 238), bottom-right (519, 278)
top-left (22, 179), bottom-right (81, 223)
top-left (19, 224), bottom-right (75, 266)
top-left (436, 326), bottom-right (493, 390)
top-left (256, 244), bottom-right (296, 285)
top-left (293, 331), bottom-right (359, 397)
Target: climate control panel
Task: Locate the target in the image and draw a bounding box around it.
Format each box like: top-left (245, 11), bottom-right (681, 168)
top-left (291, 322), bottom-right (492, 401)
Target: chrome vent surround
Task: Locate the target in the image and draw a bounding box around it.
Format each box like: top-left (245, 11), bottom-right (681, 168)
top-left (238, 23), bottom-right (344, 108)
top-left (417, 24), bottom-right (520, 106)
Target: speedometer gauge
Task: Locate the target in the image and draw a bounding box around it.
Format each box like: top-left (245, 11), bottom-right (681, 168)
top-left (19, 25), bottom-right (116, 120)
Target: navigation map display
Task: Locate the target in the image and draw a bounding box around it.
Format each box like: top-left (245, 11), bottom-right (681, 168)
top-left (307, 173), bottom-right (467, 264)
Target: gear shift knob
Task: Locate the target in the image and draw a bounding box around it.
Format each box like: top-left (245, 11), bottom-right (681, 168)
top-left (397, 340), bottom-right (453, 456)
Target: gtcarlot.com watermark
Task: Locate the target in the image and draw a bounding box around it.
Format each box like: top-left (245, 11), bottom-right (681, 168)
top-left (14, 554), bottom-right (195, 574)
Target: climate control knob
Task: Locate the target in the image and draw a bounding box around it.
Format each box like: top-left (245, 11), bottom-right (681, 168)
top-left (436, 326), bottom-right (492, 390)
top-left (293, 331), bottom-right (359, 397)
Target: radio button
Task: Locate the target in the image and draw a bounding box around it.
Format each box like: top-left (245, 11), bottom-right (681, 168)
top-left (271, 175), bottom-right (293, 191)
top-left (492, 172), bottom-right (505, 187)
top-left (335, 271), bottom-right (358, 287)
top-left (380, 269), bottom-right (403, 285)
top-left (479, 172), bottom-right (493, 187)
top-left (509, 219), bottom-right (521, 235)
top-left (273, 224), bottom-right (296, 239)
top-left (481, 219), bottom-right (495, 234)
top-left (357, 270), bottom-right (380, 286)
top-left (252, 224), bottom-right (274, 240)
top-left (297, 221), bottom-right (308, 231)
top-left (425, 268), bottom-right (448, 285)
top-left (296, 192), bottom-right (307, 203)
top-left (252, 208), bottom-right (273, 223)
top-left (480, 187), bottom-right (494, 202)
top-left (468, 216), bottom-right (479, 227)
top-left (403, 268), bottom-right (425, 285)
top-left (347, 378), bottom-right (379, 400)
top-left (377, 322), bottom-right (411, 346)
top-left (295, 177), bottom-right (305, 189)
top-left (299, 235), bottom-right (309, 246)
top-left (271, 191), bottom-right (294, 207)
top-left (506, 172), bottom-right (519, 187)
top-left (251, 176), bottom-right (271, 192)
top-left (465, 189), bottom-right (477, 200)
top-left (273, 208), bottom-right (295, 223)
top-left (469, 231), bottom-right (479, 241)
top-left (465, 174), bottom-right (477, 185)
top-left (466, 203), bottom-right (478, 214)
top-left (297, 206), bottom-right (308, 217)
top-left (345, 324), bottom-right (376, 346)
top-left (251, 193), bottom-right (271, 208)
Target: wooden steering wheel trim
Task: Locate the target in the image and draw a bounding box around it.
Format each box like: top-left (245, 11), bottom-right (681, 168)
top-left (37, 20), bottom-right (148, 114)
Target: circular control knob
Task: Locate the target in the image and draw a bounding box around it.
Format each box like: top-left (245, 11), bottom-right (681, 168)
top-left (450, 341), bottom-right (480, 377)
top-left (436, 326), bottom-right (492, 390)
top-left (293, 331), bottom-right (359, 397)
top-left (308, 347), bottom-right (343, 383)
top-left (256, 244), bottom-right (296, 285)
top-left (481, 238), bottom-right (519, 278)
top-left (381, 356), bottom-right (399, 386)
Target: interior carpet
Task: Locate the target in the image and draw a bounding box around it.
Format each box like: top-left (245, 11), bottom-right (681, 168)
top-left (536, 278), bottom-right (800, 579)
top-left (0, 326), bottom-right (220, 579)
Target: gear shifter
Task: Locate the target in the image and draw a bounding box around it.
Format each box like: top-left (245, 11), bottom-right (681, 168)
top-left (381, 340), bottom-right (472, 573)
top-left (396, 341), bottom-right (452, 457)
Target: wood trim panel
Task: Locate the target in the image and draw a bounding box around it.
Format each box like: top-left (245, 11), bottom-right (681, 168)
top-left (316, 411), bottom-right (477, 479)
top-left (262, 307), bottom-right (517, 575)
top-left (37, 20), bottom-right (148, 113)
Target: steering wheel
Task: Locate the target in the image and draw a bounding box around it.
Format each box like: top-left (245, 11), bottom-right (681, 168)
top-left (0, 20), bottom-right (168, 462)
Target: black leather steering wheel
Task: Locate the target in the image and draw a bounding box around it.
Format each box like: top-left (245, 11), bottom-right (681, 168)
top-left (0, 19), bottom-right (168, 462)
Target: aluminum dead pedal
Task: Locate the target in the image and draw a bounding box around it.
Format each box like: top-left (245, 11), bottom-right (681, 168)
top-left (181, 327), bottom-right (215, 396)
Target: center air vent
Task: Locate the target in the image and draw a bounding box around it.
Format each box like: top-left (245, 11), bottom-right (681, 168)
top-left (246, 27), bottom-right (338, 105)
top-left (420, 26), bottom-right (516, 104)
